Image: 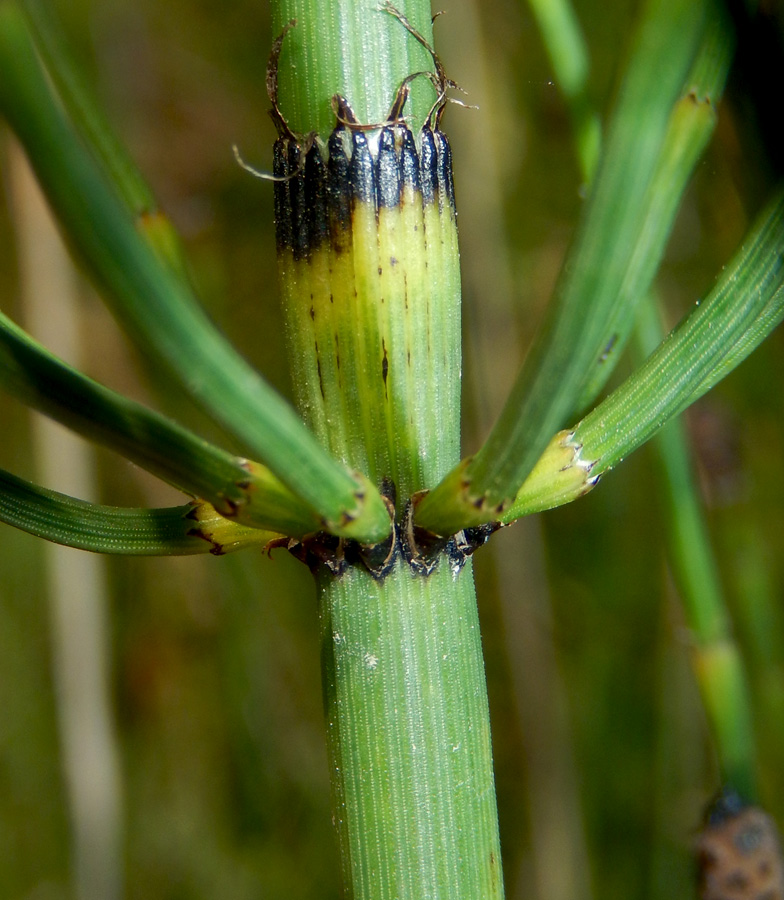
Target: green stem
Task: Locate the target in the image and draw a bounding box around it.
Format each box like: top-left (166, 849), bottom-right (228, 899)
top-left (319, 560), bottom-right (503, 900)
top-left (269, 1), bottom-right (502, 895)
top-left (0, 468), bottom-right (274, 556)
top-left (271, 0), bottom-right (438, 139)
top-left (636, 297), bottom-right (757, 800)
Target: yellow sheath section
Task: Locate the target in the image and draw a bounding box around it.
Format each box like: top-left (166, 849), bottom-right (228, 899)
top-left (275, 123), bottom-right (461, 508)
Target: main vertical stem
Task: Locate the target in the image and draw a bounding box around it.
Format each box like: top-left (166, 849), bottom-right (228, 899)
top-left (269, 1), bottom-right (504, 895)
top-left (319, 561), bottom-right (503, 899)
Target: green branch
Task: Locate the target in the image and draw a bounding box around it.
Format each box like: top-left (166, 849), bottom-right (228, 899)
top-left (0, 308), bottom-right (322, 537)
top-left (0, 467), bottom-right (278, 556)
top-left (503, 188), bottom-right (784, 521)
top-left (573, 191), bottom-right (784, 469)
top-left (574, 8), bottom-right (734, 408)
top-left (18, 0), bottom-right (155, 216)
top-left (0, 2), bottom-right (390, 543)
top-left (415, 0), bottom-right (714, 535)
top-left (527, 0), bottom-right (734, 410)
top-left (18, 0), bottom-right (192, 279)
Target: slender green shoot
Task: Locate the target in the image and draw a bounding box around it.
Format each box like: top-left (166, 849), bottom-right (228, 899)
top-left (0, 2), bottom-right (390, 543)
top-left (0, 308), bottom-right (322, 537)
top-left (0, 468), bottom-right (277, 556)
top-left (502, 188), bottom-right (784, 522)
top-left (525, 0), bottom-right (601, 183)
top-left (18, 0), bottom-right (153, 216)
top-left (574, 7), bottom-right (735, 408)
top-left (416, 0), bottom-right (711, 534)
top-left (529, 0), bottom-right (735, 413)
top-left (18, 0), bottom-right (192, 280)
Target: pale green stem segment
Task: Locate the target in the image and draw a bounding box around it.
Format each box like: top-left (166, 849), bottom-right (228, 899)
top-left (416, 0), bottom-right (714, 535)
top-left (272, 0), bottom-right (437, 139)
top-left (502, 188), bottom-right (784, 522)
top-left (0, 3), bottom-right (390, 544)
top-left (636, 297), bottom-right (757, 800)
top-left (319, 560), bottom-right (503, 900)
top-left (525, 0), bottom-right (601, 183)
top-left (0, 468), bottom-right (278, 556)
top-left (0, 308), bottom-right (321, 537)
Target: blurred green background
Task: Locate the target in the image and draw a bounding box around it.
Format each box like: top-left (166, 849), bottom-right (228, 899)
top-left (1, 0), bottom-right (783, 897)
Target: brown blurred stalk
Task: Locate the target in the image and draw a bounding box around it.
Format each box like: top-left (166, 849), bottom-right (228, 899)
top-left (8, 139), bottom-right (124, 900)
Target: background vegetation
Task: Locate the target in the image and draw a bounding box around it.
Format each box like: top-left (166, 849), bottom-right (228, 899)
top-left (0, 0), bottom-right (782, 897)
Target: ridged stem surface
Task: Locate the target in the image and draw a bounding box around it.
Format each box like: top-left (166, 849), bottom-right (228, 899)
top-left (271, 0), bottom-right (437, 138)
top-left (318, 560), bottom-right (503, 900)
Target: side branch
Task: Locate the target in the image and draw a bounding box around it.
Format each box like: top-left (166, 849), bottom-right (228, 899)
top-left (503, 188), bottom-right (784, 524)
top-left (0, 468), bottom-right (279, 556)
top-left (0, 307), bottom-right (322, 537)
top-left (416, 187), bottom-right (784, 532)
top-left (0, 3), bottom-right (391, 543)
top-left (415, 0), bottom-right (721, 534)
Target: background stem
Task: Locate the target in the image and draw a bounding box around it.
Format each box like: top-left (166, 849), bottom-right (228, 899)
top-left (636, 296), bottom-right (757, 800)
top-left (9, 139), bottom-right (124, 900)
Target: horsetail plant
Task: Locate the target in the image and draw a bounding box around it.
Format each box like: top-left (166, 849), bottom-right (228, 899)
top-left (1, 0), bottom-right (783, 896)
